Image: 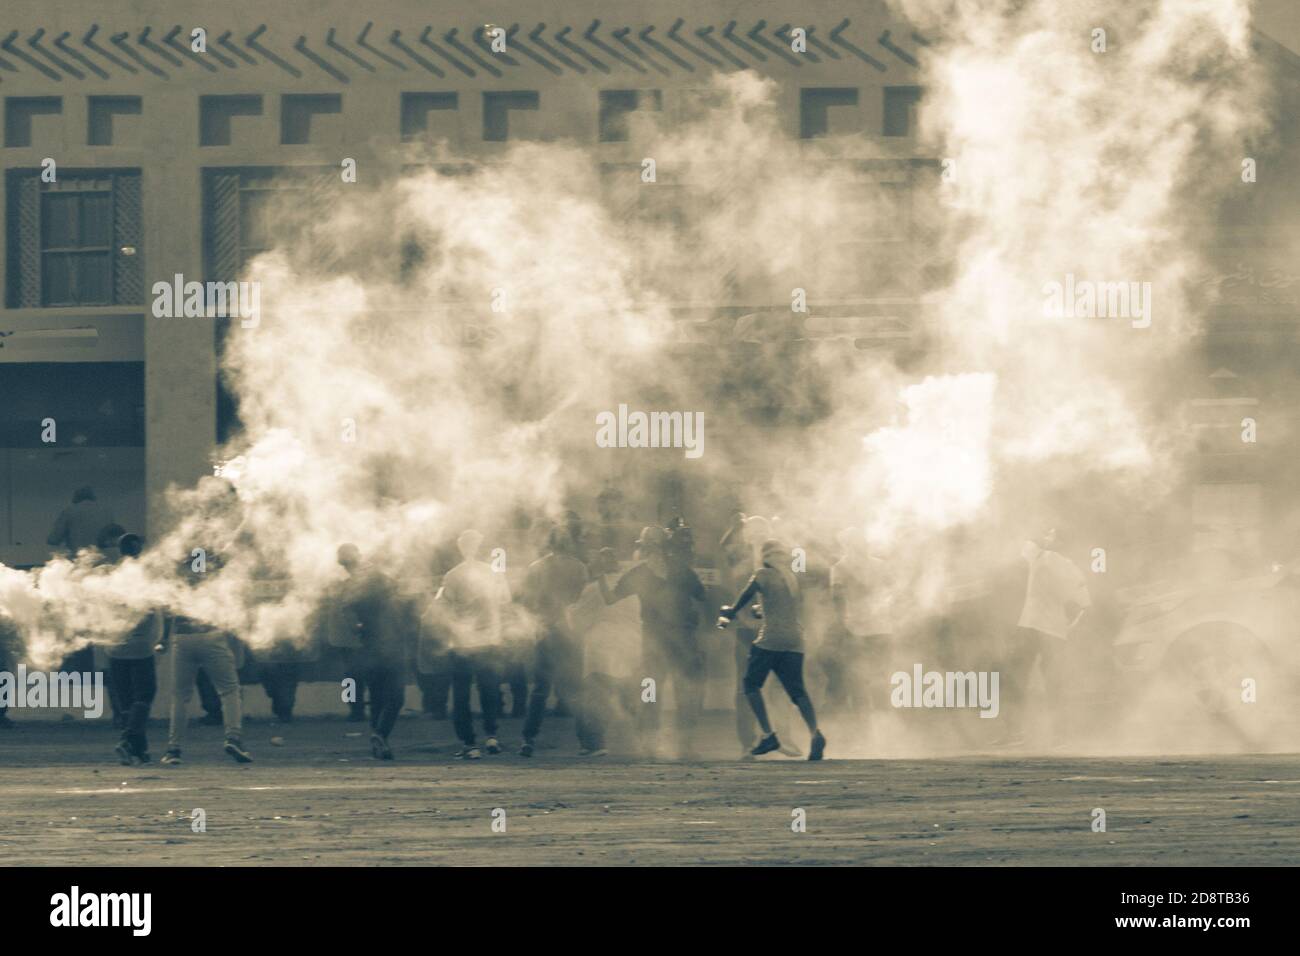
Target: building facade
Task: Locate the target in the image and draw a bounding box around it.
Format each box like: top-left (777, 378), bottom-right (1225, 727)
top-left (0, 0), bottom-right (933, 566)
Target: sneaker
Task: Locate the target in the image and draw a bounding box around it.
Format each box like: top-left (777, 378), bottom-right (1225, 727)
top-left (809, 730), bottom-right (826, 761)
top-left (224, 737), bottom-right (253, 763)
top-left (519, 740), bottom-right (534, 757)
top-left (484, 737), bottom-right (502, 755)
top-left (136, 749), bottom-right (152, 765)
top-left (460, 746), bottom-right (482, 760)
top-left (114, 742), bottom-right (133, 766)
top-left (161, 749), bottom-right (182, 766)
top-left (370, 733), bottom-right (393, 760)
top-left (750, 733), bottom-right (781, 756)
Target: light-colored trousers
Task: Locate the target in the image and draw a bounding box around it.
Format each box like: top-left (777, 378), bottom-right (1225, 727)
top-left (168, 632), bottom-right (242, 749)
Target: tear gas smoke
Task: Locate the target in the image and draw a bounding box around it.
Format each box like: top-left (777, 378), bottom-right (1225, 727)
top-left (0, 0), bottom-right (1284, 756)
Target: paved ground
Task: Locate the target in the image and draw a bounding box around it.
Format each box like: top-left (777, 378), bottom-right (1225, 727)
top-left (0, 715), bottom-right (1297, 866)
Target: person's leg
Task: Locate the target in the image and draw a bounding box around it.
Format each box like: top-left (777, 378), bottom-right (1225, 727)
top-left (343, 649), bottom-right (367, 720)
top-left (364, 666), bottom-right (384, 733)
top-left (195, 666), bottom-right (222, 722)
top-left (416, 671), bottom-right (436, 714)
top-left (773, 652), bottom-right (818, 734)
top-left (132, 658), bottom-right (157, 755)
top-left (742, 648), bottom-right (775, 737)
top-left (733, 629), bottom-right (759, 749)
top-left (574, 672), bottom-right (596, 750)
top-left (429, 656), bottom-right (451, 718)
top-left (639, 638), bottom-right (666, 750)
top-left (199, 636), bottom-right (244, 745)
top-left (450, 653), bottom-right (476, 746)
top-left (1003, 629), bottom-right (1045, 738)
top-left (109, 657), bottom-right (133, 748)
top-left (671, 649), bottom-right (705, 755)
top-left (507, 651), bottom-right (528, 718)
top-left (1035, 634), bottom-right (1065, 742)
top-left (522, 636), bottom-right (555, 743)
top-left (474, 650), bottom-right (502, 739)
top-left (167, 639), bottom-right (200, 752)
top-left (376, 667), bottom-right (403, 739)
top-left (282, 663), bottom-right (299, 720)
top-left (261, 666), bottom-right (282, 721)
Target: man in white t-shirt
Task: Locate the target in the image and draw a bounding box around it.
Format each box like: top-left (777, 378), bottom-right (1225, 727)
top-left (435, 529), bottom-right (512, 759)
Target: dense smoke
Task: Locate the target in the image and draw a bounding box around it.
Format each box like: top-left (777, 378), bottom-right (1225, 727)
top-left (0, 0), bottom-right (1283, 755)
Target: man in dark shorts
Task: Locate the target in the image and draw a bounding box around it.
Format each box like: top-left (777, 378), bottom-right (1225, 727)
top-left (719, 538), bottom-right (826, 760)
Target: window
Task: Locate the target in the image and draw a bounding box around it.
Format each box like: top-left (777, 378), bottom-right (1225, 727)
top-left (199, 95), bottom-right (263, 147)
top-left (483, 91), bottom-right (539, 142)
top-left (799, 88), bottom-right (858, 139)
top-left (202, 166), bottom-right (333, 442)
top-left (88, 96), bottom-right (143, 146)
top-left (4, 97), bottom-right (62, 148)
top-left (883, 87), bottom-right (923, 137)
top-left (280, 94), bottom-right (343, 145)
top-left (598, 90), bottom-right (662, 142)
top-left (400, 92), bottom-right (459, 142)
top-left (5, 170), bottom-right (143, 308)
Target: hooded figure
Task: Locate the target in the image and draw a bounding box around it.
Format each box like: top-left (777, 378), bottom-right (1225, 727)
top-left (718, 538), bottom-right (826, 761)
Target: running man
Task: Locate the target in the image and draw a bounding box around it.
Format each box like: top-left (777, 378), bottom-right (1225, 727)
top-left (718, 538), bottom-right (827, 760)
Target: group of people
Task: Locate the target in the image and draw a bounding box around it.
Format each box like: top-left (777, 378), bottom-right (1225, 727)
top-left (333, 516), bottom-right (828, 763)
top-left (5, 485), bottom-right (1094, 766)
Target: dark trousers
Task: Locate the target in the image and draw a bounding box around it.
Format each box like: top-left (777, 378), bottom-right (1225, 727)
top-left (364, 663), bottom-right (405, 739)
top-left (642, 637), bottom-right (704, 743)
top-left (576, 673), bottom-right (636, 750)
top-left (1004, 627), bottom-right (1064, 736)
top-left (733, 628), bottom-right (759, 747)
top-left (196, 666), bottom-right (223, 719)
top-left (109, 656), bottom-right (156, 754)
top-left (523, 629), bottom-right (583, 741)
top-left (339, 648), bottom-right (367, 716)
top-left (450, 649), bottom-right (502, 746)
top-left (260, 662), bottom-right (300, 722)
top-left (417, 662), bottom-right (451, 716)
top-left (501, 647), bottom-right (529, 717)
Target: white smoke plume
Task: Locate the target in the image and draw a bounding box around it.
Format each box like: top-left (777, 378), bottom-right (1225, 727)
top-left (0, 0), bottom-right (1281, 758)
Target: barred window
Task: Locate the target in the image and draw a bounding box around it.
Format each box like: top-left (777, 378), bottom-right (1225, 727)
top-left (5, 169), bottom-right (143, 308)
